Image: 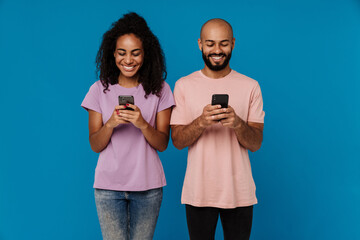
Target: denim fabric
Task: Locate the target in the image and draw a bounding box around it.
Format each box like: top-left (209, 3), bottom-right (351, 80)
top-left (95, 188), bottom-right (163, 240)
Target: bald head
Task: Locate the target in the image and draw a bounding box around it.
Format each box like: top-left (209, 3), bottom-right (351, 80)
top-left (200, 18), bottom-right (233, 40)
top-left (198, 18), bottom-right (235, 75)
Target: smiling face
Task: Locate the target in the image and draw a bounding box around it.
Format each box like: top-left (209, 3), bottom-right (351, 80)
top-left (199, 20), bottom-right (235, 72)
top-left (113, 33), bottom-right (144, 80)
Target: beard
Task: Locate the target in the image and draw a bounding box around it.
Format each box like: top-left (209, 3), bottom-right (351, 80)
top-left (202, 50), bottom-right (232, 71)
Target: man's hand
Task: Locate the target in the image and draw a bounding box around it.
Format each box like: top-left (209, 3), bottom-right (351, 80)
top-left (217, 105), bottom-right (263, 152)
top-left (171, 104), bottom-right (225, 150)
top-left (199, 104), bottom-right (228, 128)
top-left (219, 105), bottom-right (242, 129)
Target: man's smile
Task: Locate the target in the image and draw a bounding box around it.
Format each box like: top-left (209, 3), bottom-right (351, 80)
top-left (209, 54), bottom-right (226, 63)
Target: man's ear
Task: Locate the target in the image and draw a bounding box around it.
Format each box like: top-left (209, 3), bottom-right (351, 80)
top-left (198, 38), bottom-right (202, 51)
top-left (232, 38), bottom-right (236, 50)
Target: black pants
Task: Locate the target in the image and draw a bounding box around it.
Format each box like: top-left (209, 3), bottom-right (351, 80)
top-left (185, 204), bottom-right (253, 240)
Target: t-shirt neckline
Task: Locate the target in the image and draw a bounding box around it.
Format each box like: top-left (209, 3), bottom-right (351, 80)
top-left (199, 69), bottom-right (234, 80)
top-left (113, 82), bottom-right (142, 95)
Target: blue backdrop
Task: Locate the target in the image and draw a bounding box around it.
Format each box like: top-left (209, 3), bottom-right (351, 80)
top-left (1, 0), bottom-right (359, 239)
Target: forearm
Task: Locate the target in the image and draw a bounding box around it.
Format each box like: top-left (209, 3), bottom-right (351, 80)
top-left (141, 123), bottom-right (169, 152)
top-left (171, 117), bottom-right (206, 150)
top-left (234, 119), bottom-right (263, 152)
top-left (89, 123), bottom-right (114, 153)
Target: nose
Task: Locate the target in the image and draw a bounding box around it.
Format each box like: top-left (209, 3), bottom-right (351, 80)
top-left (124, 54), bottom-right (133, 64)
top-left (214, 44), bottom-right (222, 54)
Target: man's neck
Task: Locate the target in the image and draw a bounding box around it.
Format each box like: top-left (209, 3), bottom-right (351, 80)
top-left (201, 65), bottom-right (232, 79)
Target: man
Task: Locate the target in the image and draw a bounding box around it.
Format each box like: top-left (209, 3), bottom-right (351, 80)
top-left (170, 18), bottom-right (265, 240)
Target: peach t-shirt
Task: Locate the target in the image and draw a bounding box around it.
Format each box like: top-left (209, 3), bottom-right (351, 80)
top-left (170, 70), bottom-right (265, 208)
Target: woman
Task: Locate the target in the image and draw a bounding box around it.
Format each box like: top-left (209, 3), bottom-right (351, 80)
top-left (81, 12), bottom-right (174, 240)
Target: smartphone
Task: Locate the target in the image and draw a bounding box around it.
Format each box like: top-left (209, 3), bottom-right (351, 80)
top-left (211, 94), bottom-right (229, 108)
top-left (118, 95), bottom-right (134, 111)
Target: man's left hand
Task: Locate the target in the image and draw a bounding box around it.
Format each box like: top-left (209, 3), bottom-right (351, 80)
top-left (220, 105), bottom-right (243, 129)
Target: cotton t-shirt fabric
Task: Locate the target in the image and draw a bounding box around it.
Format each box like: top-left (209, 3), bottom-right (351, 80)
top-left (170, 70), bottom-right (265, 208)
top-left (81, 81), bottom-right (175, 191)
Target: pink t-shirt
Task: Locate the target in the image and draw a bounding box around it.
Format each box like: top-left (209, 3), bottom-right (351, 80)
top-left (82, 81), bottom-right (175, 191)
top-left (170, 70), bottom-right (265, 208)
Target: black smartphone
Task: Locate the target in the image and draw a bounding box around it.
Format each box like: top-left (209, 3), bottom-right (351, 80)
top-left (211, 94), bottom-right (229, 108)
top-left (118, 95), bottom-right (134, 111)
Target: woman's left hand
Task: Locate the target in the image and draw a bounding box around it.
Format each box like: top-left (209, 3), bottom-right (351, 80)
top-left (117, 104), bottom-right (149, 130)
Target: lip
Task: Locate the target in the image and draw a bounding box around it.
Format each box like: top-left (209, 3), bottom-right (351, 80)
top-left (121, 65), bottom-right (137, 72)
top-left (210, 55), bottom-right (224, 63)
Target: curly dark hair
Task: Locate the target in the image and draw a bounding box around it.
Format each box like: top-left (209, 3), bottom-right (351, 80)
top-left (96, 12), bottom-right (166, 97)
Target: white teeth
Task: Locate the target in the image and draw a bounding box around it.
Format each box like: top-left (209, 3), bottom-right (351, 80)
top-left (123, 65), bottom-right (135, 70)
top-left (212, 56), bottom-right (222, 60)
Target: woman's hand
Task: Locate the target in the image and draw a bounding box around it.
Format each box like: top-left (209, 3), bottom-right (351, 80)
top-left (117, 104), bottom-right (149, 129)
top-left (105, 105), bottom-right (130, 129)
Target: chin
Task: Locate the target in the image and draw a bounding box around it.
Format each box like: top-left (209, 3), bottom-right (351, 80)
top-left (122, 72), bottom-right (138, 78)
top-left (120, 69), bottom-right (139, 78)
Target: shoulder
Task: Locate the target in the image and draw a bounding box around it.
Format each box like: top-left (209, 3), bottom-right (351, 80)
top-left (230, 71), bottom-right (262, 94)
top-left (161, 81), bottom-right (171, 92)
top-left (157, 81), bottom-right (173, 98)
top-left (174, 70), bottom-right (201, 87)
top-left (85, 80), bottom-right (101, 95)
top-left (231, 70), bottom-right (259, 86)
top-left (89, 80), bottom-right (118, 95)
top-left (88, 80), bottom-right (104, 91)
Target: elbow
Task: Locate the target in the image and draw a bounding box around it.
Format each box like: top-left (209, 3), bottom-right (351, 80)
top-left (171, 128), bottom-right (185, 150)
top-left (89, 137), bottom-right (100, 153)
top-left (176, 144), bottom-right (185, 150)
top-left (89, 135), bottom-right (107, 153)
top-left (249, 142), bottom-right (262, 153)
top-left (157, 142), bottom-right (168, 152)
top-left (173, 144), bottom-right (184, 150)
top-left (172, 139), bottom-right (185, 150)
top-left (249, 148), bottom-right (257, 153)
top-left (91, 145), bottom-right (102, 153)
top-left (89, 139), bottom-right (103, 153)
top-left (171, 136), bottom-right (181, 150)
top-left (157, 135), bottom-right (171, 152)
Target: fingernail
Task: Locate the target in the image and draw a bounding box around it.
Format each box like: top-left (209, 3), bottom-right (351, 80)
top-left (126, 104), bottom-right (129, 106)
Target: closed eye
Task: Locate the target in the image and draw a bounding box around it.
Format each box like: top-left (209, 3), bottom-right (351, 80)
top-left (132, 50), bottom-right (141, 56)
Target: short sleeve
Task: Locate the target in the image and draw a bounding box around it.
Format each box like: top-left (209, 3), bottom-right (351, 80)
top-left (81, 82), bottom-right (102, 114)
top-left (157, 82), bottom-right (175, 112)
top-left (170, 79), bottom-right (190, 125)
top-left (247, 82), bottom-right (265, 123)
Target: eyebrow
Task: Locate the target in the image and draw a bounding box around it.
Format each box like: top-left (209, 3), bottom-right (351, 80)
top-left (116, 48), bottom-right (142, 52)
top-left (205, 40), bottom-right (230, 43)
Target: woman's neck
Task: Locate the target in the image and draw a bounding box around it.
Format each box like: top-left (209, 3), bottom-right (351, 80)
top-left (117, 75), bottom-right (140, 88)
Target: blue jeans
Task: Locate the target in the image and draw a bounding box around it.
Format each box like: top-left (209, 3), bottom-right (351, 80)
top-left (94, 188), bottom-right (163, 240)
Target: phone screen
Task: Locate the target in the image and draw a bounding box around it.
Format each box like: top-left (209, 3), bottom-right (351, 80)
top-left (211, 94), bottom-right (229, 108)
top-left (118, 95), bottom-right (134, 110)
